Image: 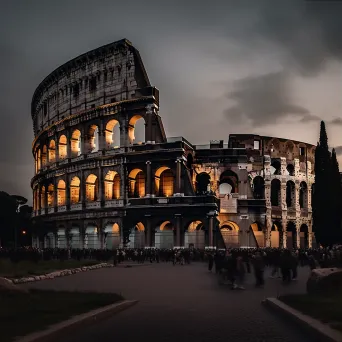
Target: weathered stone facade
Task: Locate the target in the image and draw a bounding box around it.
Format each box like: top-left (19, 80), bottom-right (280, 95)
top-left (31, 39), bottom-right (313, 249)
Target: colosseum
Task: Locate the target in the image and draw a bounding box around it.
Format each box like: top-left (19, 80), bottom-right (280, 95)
top-left (30, 38), bottom-right (316, 250)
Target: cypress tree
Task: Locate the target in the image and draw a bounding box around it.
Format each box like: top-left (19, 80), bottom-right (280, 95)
top-left (313, 121), bottom-right (332, 247)
top-left (330, 148), bottom-right (342, 243)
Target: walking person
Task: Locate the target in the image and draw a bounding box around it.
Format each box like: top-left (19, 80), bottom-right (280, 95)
top-left (236, 253), bottom-right (246, 289)
top-left (252, 251), bottom-right (265, 288)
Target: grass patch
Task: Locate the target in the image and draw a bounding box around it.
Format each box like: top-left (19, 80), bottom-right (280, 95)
top-left (279, 293), bottom-right (342, 332)
top-left (0, 259), bottom-right (100, 278)
top-left (0, 289), bottom-right (123, 342)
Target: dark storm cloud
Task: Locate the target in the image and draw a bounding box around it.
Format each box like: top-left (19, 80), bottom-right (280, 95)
top-left (224, 72), bottom-right (317, 126)
top-left (329, 118), bottom-right (342, 126)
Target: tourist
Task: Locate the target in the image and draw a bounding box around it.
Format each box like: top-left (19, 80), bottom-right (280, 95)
top-left (252, 251), bottom-right (265, 287)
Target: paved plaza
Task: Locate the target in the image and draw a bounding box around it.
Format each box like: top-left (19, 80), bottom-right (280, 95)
top-left (22, 263), bottom-right (312, 342)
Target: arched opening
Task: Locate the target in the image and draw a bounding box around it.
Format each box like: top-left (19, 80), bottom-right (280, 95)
top-left (86, 125), bottom-right (99, 153)
top-left (185, 220), bottom-right (205, 248)
top-left (155, 221), bottom-right (174, 248)
top-left (128, 115), bottom-right (145, 144)
top-left (37, 149), bottom-right (41, 171)
top-left (219, 221), bottom-right (239, 248)
top-left (249, 222), bottom-right (265, 247)
top-left (104, 171), bottom-right (121, 199)
top-left (48, 140), bottom-right (56, 163)
top-left (45, 232), bottom-right (56, 249)
top-left (196, 172), bottom-right (211, 195)
top-left (70, 177), bottom-right (81, 204)
top-left (128, 222), bottom-right (145, 248)
top-left (35, 188), bottom-right (40, 210)
top-left (40, 186), bottom-right (46, 209)
top-left (300, 224), bottom-right (309, 248)
top-left (299, 181), bottom-right (308, 209)
top-left (86, 174), bottom-right (98, 201)
top-left (271, 221), bottom-right (282, 248)
top-left (41, 145), bottom-right (47, 167)
top-left (57, 180), bottom-right (66, 206)
top-left (253, 176), bottom-right (265, 199)
top-left (286, 221), bottom-right (297, 249)
top-left (128, 169), bottom-right (145, 198)
top-left (70, 129), bottom-right (81, 158)
top-left (84, 224), bottom-right (100, 249)
top-left (286, 180), bottom-right (295, 208)
top-left (47, 183), bottom-right (54, 207)
top-left (271, 179), bottom-right (281, 206)
top-left (105, 119), bottom-right (120, 149)
top-left (104, 222), bottom-right (120, 249)
top-left (57, 226), bottom-right (66, 248)
top-left (286, 163), bottom-right (295, 176)
top-left (219, 170), bottom-right (238, 195)
top-left (155, 167), bottom-right (174, 197)
top-left (58, 135), bottom-right (68, 160)
top-left (69, 226), bottom-right (81, 249)
top-left (270, 159), bottom-right (281, 175)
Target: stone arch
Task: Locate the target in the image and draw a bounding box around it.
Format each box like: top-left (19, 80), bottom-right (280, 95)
top-left (185, 220), bottom-right (205, 248)
top-left (270, 159), bottom-right (281, 175)
top-left (70, 176), bottom-right (81, 203)
top-left (285, 140), bottom-right (295, 159)
top-left (104, 170), bottom-right (121, 200)
top-left (250, 221), bottom-right (265, 247)
top-left (128, 115), bottom-right (145, 144)
top-left (299, 181), bottom-right (308, 209)
top-left (219, 221), bottom-right (239, 248)
top-left (57, 180), bottom-right (66, 206)
top-left (105, 119), bottom-right (120, 149)
top-left (219, 170), bottom-right (238, 195)
top-left (45, 232), bottom-right (56, 248)
top-left (286, 163), bottom-right (295, 176)
top-left (69, 224), bottom-right (81, 249)
top-left (267, 138), bottom-right (280, 153)
top-left (58, 135), bottom-right (68, 160)
top-left (286, 221), bottom-right (297, 249)
top-left (128, 221), bottom-right (145, 248)
top-left (48, 140), bottom-right (56, 163)
top-left (85, 124), bottom-right (99, 153)
top-left (85, 174), bottom-right (98, 201)
top-left (155, 166), bottom-right (174, 197)
top-left (104, 222), bottom-right (120, 249)
top-left (253, 176), bottom-right (265, 199)
top-left (84, 222), bottom-right (100, 249)
top-left (286, 180), bottom-right (295, 208)
top-left (270, 221), bottom-right (282, 248)
top-left (271, 179), bottom-right (281, 206)
top-left (70, 129), bottom-right (82, 158)
top-left (47, 183), bottom-right (54, 207)
top-left (196, 172), bottom-right (211, 194)
top-left (128, 168), bottom-right (145, 198)
top-left (155, 220), bottom-right (174, 248)
top-left (300, 224), bottom-right (309, 248)
top-left (40, 185), bottom-right (46, 209)
top-left (41, 145), bottom-right (48, 167)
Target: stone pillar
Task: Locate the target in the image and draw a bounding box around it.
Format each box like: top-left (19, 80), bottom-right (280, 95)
top-left (53, 179), bottom-right (58, 209)
top-left (175, 158), bottom-right (182, 196)
top-left (266, 213), bottom-right (272, 247)
top-left (146, 161), bottom-right (152, 197)
top-left (282, 218), bottom-right (287, 248)
top-left (295, 182), bottom-right (300, 211)
top-left (81, 170), bottom-right (86, 206)
top-left (65, 177), bottom-right (70, 208)
top-left (98, 167), bottom-right (104, 204)
top-left (66, 131), bottom-right (72, 159)
top-left (55, 134), bottom-right (59, 162)
top-left (120, 158), bottom-right (126, 200)
top-left (208, 215), bottom-right (214, 248)
top-left (120, 120), bottom-right (129, 147)
top-left (280, 182), bottom-right (287, 210)
top-left (308, 221), bottom-right (313, 248)
top-left (81, 128), bottom-right (87, 154)
top-left (145, 216), bottom-right (152, 247)
top-left (175, 215), bottom-right (182, 247)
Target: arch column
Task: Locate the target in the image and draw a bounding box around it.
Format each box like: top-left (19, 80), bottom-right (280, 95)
top-left (98, 167), bottom-right (104, 204)
top-left (66, 130), bottom-right (72, 159)
top-left (55, 134), bottom-right (59, 162)
top-left (295, 182), bottom-right (300, 211)
top-left (146, 161), bottom-right (152, 197)
top-left (308, 221), bottom-right (313, 248)
top-left (266, 213), bottom-right (272, 247)
top-left (207, 213), bottom-right (215, 248)
top-left (175, 158), bottom-right (182, 196)
top-left (81, 170), bottom-right (86, 207)
top-left (282, 217), bottom-right (287, 248)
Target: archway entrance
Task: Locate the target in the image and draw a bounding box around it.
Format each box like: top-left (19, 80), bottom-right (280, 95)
top-left (84, 224), bottom-right (100, 249)
top-left (300, 224), bottom-right (309, 249)
top-left (185, 221), bottom-right (205, 248)
top-left (155, 221), bottom-right (174, 249)
top-left (104, 223), bottom-right (120, 249)
top-left (129, 222), bottom-right (145, 248)
top-left (220, 221), bottom-right (239, 248)
top-left (250, 222), bottom-right (265, 247)
top-left (271, 222), bottom-right (282, 248)
top-left (286, 221), bottom-right (297, 249)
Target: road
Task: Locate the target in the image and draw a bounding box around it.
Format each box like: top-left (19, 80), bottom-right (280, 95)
top-left (23, 262), bottom-right (312, 342)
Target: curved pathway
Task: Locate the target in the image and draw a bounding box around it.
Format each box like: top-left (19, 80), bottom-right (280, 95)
top-left (23, 262), bottom-right (311, 342)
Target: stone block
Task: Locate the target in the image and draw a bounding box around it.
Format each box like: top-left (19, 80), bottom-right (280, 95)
top-left (307, 268), bottom-right (342, 295)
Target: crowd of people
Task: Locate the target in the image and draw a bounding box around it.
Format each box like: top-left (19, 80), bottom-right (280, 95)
top-left (1, 246), bottom-right (342, 289)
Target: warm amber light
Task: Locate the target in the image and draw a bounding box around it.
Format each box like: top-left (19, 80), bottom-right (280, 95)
top-left (22, 230), bottom-right (26, 235)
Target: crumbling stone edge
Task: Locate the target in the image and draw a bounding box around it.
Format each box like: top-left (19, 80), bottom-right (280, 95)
top-left (262, 297), bottom-right (342, 342)
top-left (8, 263), bottom-right (115, 284)
top-left (15, 299), bottom-right (139, 342)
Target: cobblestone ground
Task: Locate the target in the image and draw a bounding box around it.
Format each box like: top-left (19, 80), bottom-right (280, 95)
top-left (22, 263), bottom-right (312, 342)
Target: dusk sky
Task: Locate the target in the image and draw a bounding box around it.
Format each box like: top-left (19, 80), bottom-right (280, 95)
top-left (1, 0), bottom-right (342, 203)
